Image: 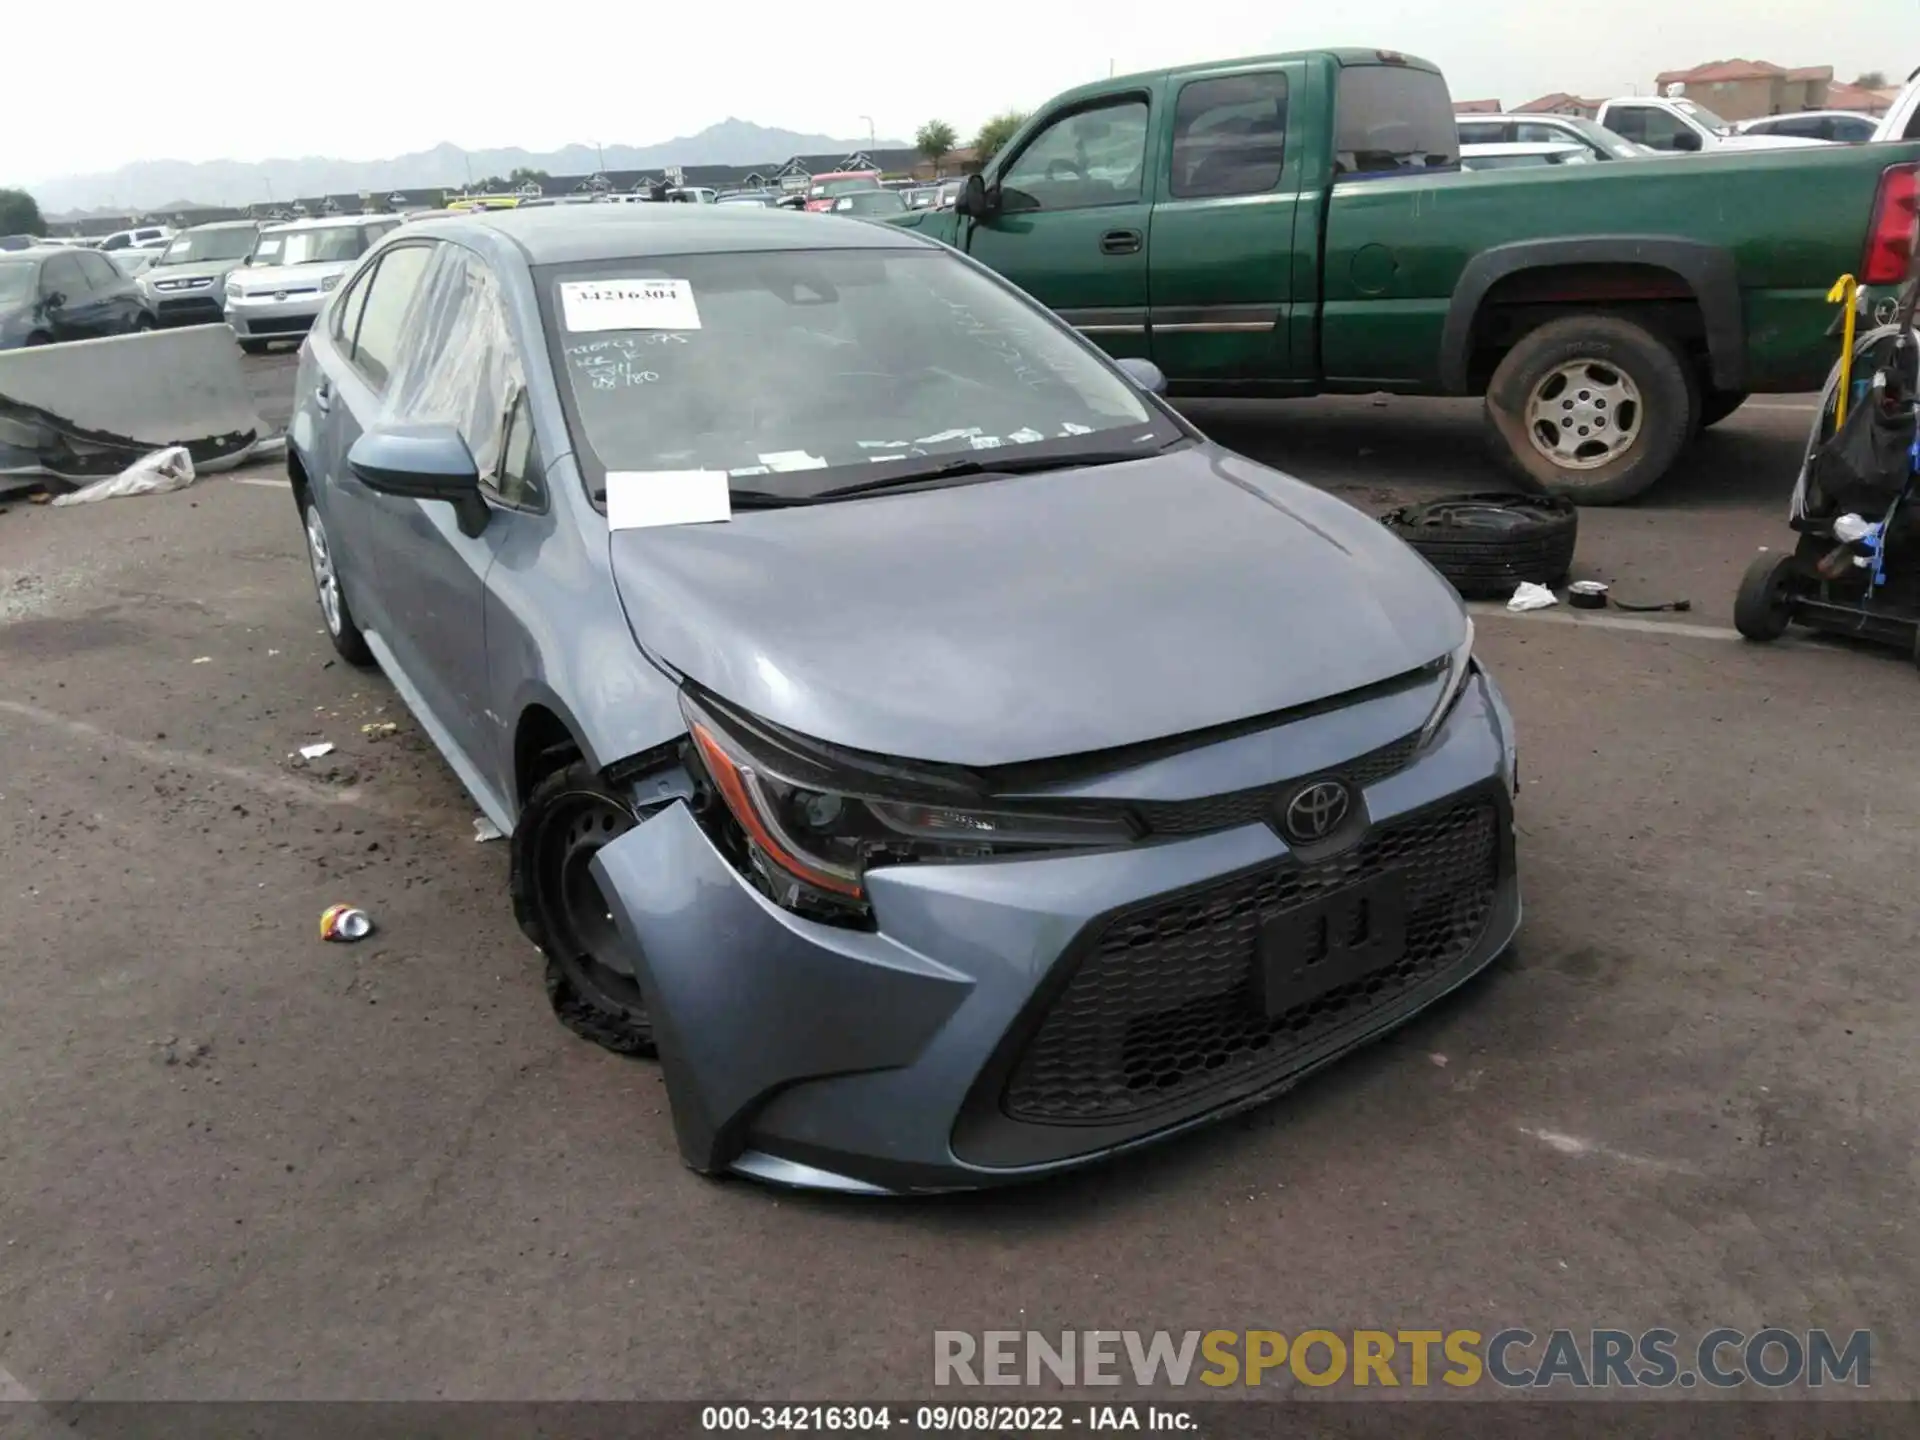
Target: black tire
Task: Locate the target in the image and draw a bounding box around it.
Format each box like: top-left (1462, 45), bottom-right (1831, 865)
top-left (24, 332), bottom-right (51, 347)
top-left (510, 762), bottom-right (656, 1056)
top-left (1733, 550), bottom-right (1797, 641)
top-left (1697, 387), bottom-right (1749, 431)
top-left (1483, 315), bottom-right (1696, 506)
top-left (298, 493), bottom-right (375, 667)
top-left (1380, 491), bottom-right (1579, 600)
top-left (239, 338), bottom-right (270, 355)
top-left (133, 315), bottom-right (156, 333)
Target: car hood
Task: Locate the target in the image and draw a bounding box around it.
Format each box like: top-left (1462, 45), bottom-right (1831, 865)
top-left (607, 446), bottom-right (1466, 766)
top-left (228, 261), bottom-right (350, 296)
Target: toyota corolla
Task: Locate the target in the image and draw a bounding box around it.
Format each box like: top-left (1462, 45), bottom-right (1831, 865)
top-left (287, 207), bottom-right (1521, 1194)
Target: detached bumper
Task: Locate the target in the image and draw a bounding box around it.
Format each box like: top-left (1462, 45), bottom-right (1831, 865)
top-left (594, 671), bottom-right (1522, 1194)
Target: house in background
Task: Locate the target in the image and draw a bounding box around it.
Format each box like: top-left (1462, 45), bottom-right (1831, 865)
top-left (1652, 59), bottom-right (1832, 120)
top-left (1453, 99), bottom-right (1502, 115)
top-left (1825, 80), bottom-right (1901, 116)
top-left (1513, 93), bottom-right (1603, 119)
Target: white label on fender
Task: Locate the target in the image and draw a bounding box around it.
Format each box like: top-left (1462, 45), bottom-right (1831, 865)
top-left (561, 279), bottom-right (701, 332)
top-left (605, 471), bottom-right (730, 529)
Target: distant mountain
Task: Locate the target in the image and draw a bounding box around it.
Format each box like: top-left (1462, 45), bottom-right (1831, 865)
top-left (32, 119), bottom-right (908, 216)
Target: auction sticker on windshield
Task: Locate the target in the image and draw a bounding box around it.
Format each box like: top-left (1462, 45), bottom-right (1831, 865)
top-left (561, 279), bottom-right (702, 332)
top-left (605, 470), bottom-right (731, 529)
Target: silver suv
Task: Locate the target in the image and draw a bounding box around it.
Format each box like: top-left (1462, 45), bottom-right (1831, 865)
top-left (224, 216), bottom-right (400, 353)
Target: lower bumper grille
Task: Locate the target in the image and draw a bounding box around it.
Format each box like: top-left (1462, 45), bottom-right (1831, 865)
top-left (242, 314), bottom-right (314, 335)
top-left (157, 297), bottom-right (223, 323)
top-left (1001, 798), bottom-right (1500, 1125)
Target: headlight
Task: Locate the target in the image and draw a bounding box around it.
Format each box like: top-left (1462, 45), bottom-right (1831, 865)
top-left (224, 278), bottom-right (241, 299)
top-left (1416, 620), bottom-right (1475, 751)
top-left (321, 274), bottom-right (342, 292)
top-left (681, 691), bottom-right (1136, 916)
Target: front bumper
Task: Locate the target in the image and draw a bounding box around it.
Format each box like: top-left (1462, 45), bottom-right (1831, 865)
top-left (225, 290), bottom-right (326, 340)
top-left (144, 281), bottom-right (224, 326)
top-left (594, 669), bottom-right (1522, 1194)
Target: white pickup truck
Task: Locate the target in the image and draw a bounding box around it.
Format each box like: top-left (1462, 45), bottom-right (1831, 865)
top-left (1874, 67), bottom-right (1920, 141)
top-left (1593, 96), bottom-right (1830, 153)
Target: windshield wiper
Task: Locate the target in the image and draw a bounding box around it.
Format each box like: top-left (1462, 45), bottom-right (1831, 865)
top-left (729, 447), bottom-right (1172, 508)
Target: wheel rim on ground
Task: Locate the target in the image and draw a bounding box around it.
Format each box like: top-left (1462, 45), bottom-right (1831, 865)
top-left (1525, 360), bottom-right (1642, 470)
top-left (304, 506), bottom-right (343, 637)
top-left (534, 792), bottom-right (643, 1013)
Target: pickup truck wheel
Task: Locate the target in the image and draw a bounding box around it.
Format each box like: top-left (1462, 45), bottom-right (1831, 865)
top-left (1484, 316), bottom-right (1694, 506)
top-left (1697, 388), bottom-right (1750, 430)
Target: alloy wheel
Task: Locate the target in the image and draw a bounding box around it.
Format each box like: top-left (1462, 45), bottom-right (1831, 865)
top-left (1524, 359), bottom-right (1643, 470)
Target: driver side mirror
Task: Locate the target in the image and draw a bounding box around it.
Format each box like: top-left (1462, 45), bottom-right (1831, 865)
top-left (954, 172), bottom-right (998, 220)
top-left (1116, 357), bottom-right (1168, 396)
top-left (348, 424), bottom-right (490, 538)
top-left (1671, 129), bottom-right (1703, 152)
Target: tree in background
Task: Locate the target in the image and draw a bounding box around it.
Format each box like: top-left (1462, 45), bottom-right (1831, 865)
top-left (0, 188), bottom-right (46, 236)
top-left (1855, 71), bottom-right (1888, 90)
top-left (972, 112), bottom-right (1030, 165)
top-left (916, 120), bottom-right (957, 173)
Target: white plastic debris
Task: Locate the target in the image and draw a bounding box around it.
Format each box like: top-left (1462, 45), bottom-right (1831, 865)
top-left (473, 816), bottom-right (504, 842)
top-left (51, 446), bottom-right (198, 506)
top-left (298, 743), bottom-right (335, 760)
top-left (1507, 582), bottom-right (1559, 613)
top-left (1833, 512), bottom-right (1873, 543)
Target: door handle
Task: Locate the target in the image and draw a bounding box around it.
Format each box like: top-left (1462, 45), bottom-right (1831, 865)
top-left (313, 379), bottom-right (331, 413)
top-left (1100, 229), bottom-right (1143, 256)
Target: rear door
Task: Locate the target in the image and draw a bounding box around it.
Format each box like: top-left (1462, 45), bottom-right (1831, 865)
top-left (961, 90), bottom-right (1159, 360)
top-left (74, 250), bottom-right (139, 331)
top-left (1147, 63), bottom-right (1305, 384)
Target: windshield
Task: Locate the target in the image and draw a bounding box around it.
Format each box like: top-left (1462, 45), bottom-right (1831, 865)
top-left (155, 227), bottom-right (258, 266)
top-left (0, 260), bottom-right (35, 304)
top-left (1670, 98), bottom-right (1732, 135)
top-left (544, 248), bottom-right (1174, 502)
top-left (250, 227), bottom-right (368, 267)
top-left (839, 191), bottom-right (907, 214)
top-left (1334, 63), bottom-right (1460, 174)
top-left (808, 177), bottom-right (880, 198)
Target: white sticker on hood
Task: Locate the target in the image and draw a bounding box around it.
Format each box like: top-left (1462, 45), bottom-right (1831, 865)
top-left (757, 451), bottom-right (828, 471)
top-left (913, 427), bottom-right (982, 445)
top-left (1007, 427), bottom-right (1045, 444)
top-left (1060, 421), bottom-right (1094, 436)
top-left (968, 435), bottom-right (1004, 450)
top-left (605, 471), bottom-right (730, 530)
top-left (561, 279), bottom-right (701, 333)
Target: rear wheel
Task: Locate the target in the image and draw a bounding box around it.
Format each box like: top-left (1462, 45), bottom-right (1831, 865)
top-left (1733, 551), bottom-right (1798, 641)
top-left (1484, 315), bottom-right (1696, 506)
top-left (300, 494), bottom-right (375, 666)
top-left (510, 762), bottom-right (655, 1056)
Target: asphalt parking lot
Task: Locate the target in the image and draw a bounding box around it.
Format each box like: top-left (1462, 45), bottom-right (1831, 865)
top-left (3, 354), bottom-right (1917, 1403)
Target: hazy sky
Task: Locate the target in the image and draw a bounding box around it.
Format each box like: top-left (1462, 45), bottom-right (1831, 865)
top-left (7, 0), bottom-right (1917, 183)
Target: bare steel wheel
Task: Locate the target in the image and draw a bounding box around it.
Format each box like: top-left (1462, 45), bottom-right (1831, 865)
top-left (511, 763), bottom-right (655, 1056)
top-left (1524, 360), bottom-right (1641, 470)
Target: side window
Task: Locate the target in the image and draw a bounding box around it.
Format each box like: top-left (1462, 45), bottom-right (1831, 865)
top-left (1514, 122), bottom-right (1565, 145)
top-left (1638, 109), bottom-right (1688, 149)
top-left (1605, 107), bottom-right (1647, 143)
top-left (1000, 100), bottom-right (1151, 212)
top-left (42, 254), bottom-right (88, 298)
top-left (329, 264), bottom-right (374, 348)
top-left (493, 388), bottom-right (545, 510)
top-left (76, 252), bottom-right (122, 289)
top-left (1169, 72), bottom-right (1288, 199)
top-left (1458, 121), bottom-right (1505, 145)
top-left (1838, 116), bottom-right (1876, 143)
top-left (349, 243), bottom-right (435, 389)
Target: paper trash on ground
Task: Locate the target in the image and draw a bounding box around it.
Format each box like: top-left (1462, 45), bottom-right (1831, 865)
top-left (606, 471), bottom-right (731, 530)
top-left (560, 279), bottom-right (701, 333)
top-left (1507, 582), bottom-right (1559, 613)
top-left (298, 743), bottom-right (335, 760)
top-left (473, 816), bottom-right (505, 842)
top-left (51, 446), bottom-right (198, 506)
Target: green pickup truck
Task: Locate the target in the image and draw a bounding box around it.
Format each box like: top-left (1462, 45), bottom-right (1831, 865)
top-left (890, 49), bottom-right (1920, 503)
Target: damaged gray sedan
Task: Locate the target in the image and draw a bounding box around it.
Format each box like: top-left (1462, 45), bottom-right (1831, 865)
top-left (287, 207), bottom-right (1521, 1194)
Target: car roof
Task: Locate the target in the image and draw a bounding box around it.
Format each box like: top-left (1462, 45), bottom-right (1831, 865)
top-left (1464, 113), bottom-right (1588, 125)
top-left (1460, 141), bottom-right (1584, 155)
top-left (178, 219), bottom-right (260, 232)
top-left (263, 215), bottom-right (382, 232)
top-left (1749, 110), bottom-right (1867, 122)
top-left (409, 205), bottom-right (932, 264)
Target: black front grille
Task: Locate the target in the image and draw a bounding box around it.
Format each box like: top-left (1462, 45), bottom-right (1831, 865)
top-left (244, 314), bottom-right (314, 335)
top-left (1128, 733), bottom-right (1420, 836)
top-left (1001, 798), bottom-right (1500, 1125)
top-left (157, 296), bottom-right (222, 322)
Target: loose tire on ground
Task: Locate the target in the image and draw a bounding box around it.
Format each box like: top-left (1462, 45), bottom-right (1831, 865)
top-left (1733, 550), bottom-right (1798, 642)
top-left (1697, 387), bottom-right (1749, 431)
top-left (299, 495), bottom-right (376, 667)
top-left (510, 762), bottom-right (657, 1057)
top-left (1380, 491), bottom-right (1579, 601)
top-left (1483, 314), bottom-right (1696, 506)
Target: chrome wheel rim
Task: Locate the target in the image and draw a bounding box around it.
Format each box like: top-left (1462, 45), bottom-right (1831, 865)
top-left (305, 506), bottom-right (342, 636)
top-left (1525, 359), bottom-right (1642, 470)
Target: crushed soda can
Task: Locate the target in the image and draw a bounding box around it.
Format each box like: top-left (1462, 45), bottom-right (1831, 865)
top-left (319, 904), bottom-right (373, 942)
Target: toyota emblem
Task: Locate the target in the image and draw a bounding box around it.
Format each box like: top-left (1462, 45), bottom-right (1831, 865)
top-left (1281, 780), bottom-right (1351, 844)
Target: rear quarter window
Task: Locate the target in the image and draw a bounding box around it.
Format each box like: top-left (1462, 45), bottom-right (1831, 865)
top-left (1335, 63), bottom-right (1460, 175)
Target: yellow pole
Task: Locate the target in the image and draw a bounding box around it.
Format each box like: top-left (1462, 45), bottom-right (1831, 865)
top-left (1828, 273), bottom-right (1859, 428)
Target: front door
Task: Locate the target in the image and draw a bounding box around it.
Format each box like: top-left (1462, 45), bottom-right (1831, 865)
top-left (1147, 64), bottom-right (1305, 385)
top-left (39, 254), bottom-right (107, 340)
top-left (962, 92), bottom-right (1158, 361)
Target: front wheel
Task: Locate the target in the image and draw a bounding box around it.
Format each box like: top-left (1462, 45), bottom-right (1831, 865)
top-left (133, 315), bottom-right (155, 333)
top-left (1484, 315), bottom-right (1696, 506)
top-left (510, 762), bottom-right (656, 1056)
top-left (1733, 551), bottom-right (1798, 641)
